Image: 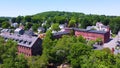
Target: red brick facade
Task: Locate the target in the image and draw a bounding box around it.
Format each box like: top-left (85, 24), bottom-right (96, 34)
top-left (75, 31), bottom-right (110, 43)
top-left (64, 28), bottom-right (110, 43)
top-left (18, 45), bottom-right (32, 56)
top-left (0, 33), bottom-right (43, 57)
top-left (17, 38), bottom-right (42, 56)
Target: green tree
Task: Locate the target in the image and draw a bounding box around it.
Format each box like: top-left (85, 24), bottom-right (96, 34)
top-left (0, 37), bottom-right (5, 63)
top-left (68, 43), bottom-right (92, 68)
top-left (16, 16), bottom-right (24, 24)
top-left (2, 21), bottom-right (10, 28)
top-left (96, 38), bottom-right (102, 45)
top-left (0, 39), bottom-right (28, 68)
top-left (77, 35), bottom-right (86, 43)
top-left (68, 19), bottom-right (76, 27)
top-left (87, 40), bottom-right (96, 46)
top-left (110, 17), bottom-right (120, 34)
top-left (51, 23), bottom-right (60, 31)
top-left (1, 40), bottom-right (17, 68)
top-left (11, 18), bottom-right (16, 23)
top-left (15, 54), bottom-right (28, 68)
top-left (32, 23), bottom-right (39, 32)
top-left (25, 16), bottom-right (32, 22)
top-left (25, 22), bottom-right (33, 30)
top-left (49, 35), bottom-right (75, 64)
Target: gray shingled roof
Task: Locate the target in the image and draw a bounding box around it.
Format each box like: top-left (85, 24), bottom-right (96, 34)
top-left (53, 31), bottom-right (70, 36)
top-left (24, 30), bottom-right (35, 36)
top-left (0, 33), bottom-right (38, 48)
top-left (67, 28), bottom-right (107, 34)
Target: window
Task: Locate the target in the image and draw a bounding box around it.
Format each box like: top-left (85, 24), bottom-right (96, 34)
top-left (29, 41), bottom-right (32, 45)
top-left (23, 41), bottom-right (27, 44)
top-left (19, 40), bottom-right (23, 43)
top-left (16, 39), bottom-right (19, 42)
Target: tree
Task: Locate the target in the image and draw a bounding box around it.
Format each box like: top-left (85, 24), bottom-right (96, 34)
top-left (110, 17), bottom-right (120, 34)
top-left (11, 18), bottom-right (16, 23)
top-left (28, 54), bottom-right (48, 68)
top-left (96, 38), bottom-right (102, 45)
top-left (77, 35), bottom-right (86, 43)
top-left (15, 54), bottom-right (28, 68)
top-left (51, 23), bottom-right (60, 31)
top-left (68, 19), bottom-right (76, 27)
top-left (80, 18), bottom-right (92, 28)
top-left (0, 37), bottom-right (5, 63)
top-left (25, 16), bottom-right (32, 22)
top-left (87, 40), bottom-right (96, 46)
top-left (2, 21), bottom-right (10, 28)
top-left (0, 38), bottom-right (28, 68)
top-left (115, 54), bottom-right (120, 68)
top-left (0, 40), bottom-right (17, 68)
top-left (32, 23), bottom-right (39, 32)
top-left (68, 43), bottom-right (92, 68)
top-left (49, 36), bottom-right (74, 64)
top-left (25, 22), bottom-right (33, 30)
top-left (16, 16), bottom-right (24, 24)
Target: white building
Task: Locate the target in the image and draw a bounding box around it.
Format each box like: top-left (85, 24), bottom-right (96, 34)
top-left (11, 23), bottom-right (18, 28)
top-left (37, 27), bottom-right (45, 33)
top-left (14, 28), bottom-right (24, 35)
top-left (118, 31), bottom-right (120, 41)
top-left (86, 22), bottom-right (109, 32)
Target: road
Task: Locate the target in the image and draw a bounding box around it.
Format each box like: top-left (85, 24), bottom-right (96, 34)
top-left (102, 35), bottom-right (120, 54)
top-left (94, 35), bottom-right (119, 52)
top-left (103, 35), bottom-right (119, 50)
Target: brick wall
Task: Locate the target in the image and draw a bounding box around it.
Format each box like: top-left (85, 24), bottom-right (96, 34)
top-left (75, 31), bottom-right (108, 43)
top-left (17, 45), bottom-right (32, 56)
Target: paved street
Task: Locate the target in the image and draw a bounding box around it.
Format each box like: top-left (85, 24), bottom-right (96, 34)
top-left (103, 35), bottom-right (119, 50)
top-left (93, 35), bottom-right (119, 53)
top-left (102, 35), bottom-right (120, 54)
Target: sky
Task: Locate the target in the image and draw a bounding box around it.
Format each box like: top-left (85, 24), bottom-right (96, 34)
top-left (0, 0), bottom-right (120, 17)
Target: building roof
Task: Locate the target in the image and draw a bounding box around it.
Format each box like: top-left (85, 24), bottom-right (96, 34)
top-left (0, 33), bottom-right (39, 48)
top-left (74, 28), bottom-right (107, 34)
top-left (53, 31), bottom-right (70, 36)
top-left (38, 27), bottom-right (45, 30)
top-left (24, 30), bottom-right (35, 36)
top-left (1, 29), bottom-right (11, 33)
top-left (14, 28), bottom-right (23, 32)
top-left (65, 28), bottom-right (107, 34)
top-left (118, 31), bottom-right (120, 37)
top-left (59, 24), bottom-right (65, 29)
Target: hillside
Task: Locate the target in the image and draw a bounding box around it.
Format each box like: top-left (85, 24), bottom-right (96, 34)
top-left (0, 11), bottom-right (120, 34)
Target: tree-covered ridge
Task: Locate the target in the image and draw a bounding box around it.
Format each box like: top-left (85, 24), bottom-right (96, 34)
top-left (0, 11), bottom-right (120, 34)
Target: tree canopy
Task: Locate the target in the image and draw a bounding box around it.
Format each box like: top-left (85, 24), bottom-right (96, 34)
top-left (0, 11), bottom-right (119, 34)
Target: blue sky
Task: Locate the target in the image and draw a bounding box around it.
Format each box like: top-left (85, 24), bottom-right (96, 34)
top-left (0, 0), bottom-right (120, 17)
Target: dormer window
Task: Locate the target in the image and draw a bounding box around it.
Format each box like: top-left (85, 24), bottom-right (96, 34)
top-left (23, 41), bottom-right (27, 44)
top-left (29, 41), bottom-right (32, 45)
top-left (19, 40), bottom-right (23, 43)
top-left (26, 41), bottom-right (32, 45)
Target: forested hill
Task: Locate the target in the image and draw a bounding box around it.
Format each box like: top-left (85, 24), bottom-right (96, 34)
top-left (0, 11), bottom-right (120, 34)
top-left (33, 11), bottom-right (115, 26)
top-left (32, 11), bottom-right (120, 34)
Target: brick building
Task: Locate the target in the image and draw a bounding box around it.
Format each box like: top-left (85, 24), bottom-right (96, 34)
top-left (65, 27), bottom-right (110, 43)
top-left (0, 33), bottom-right (42, 56)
